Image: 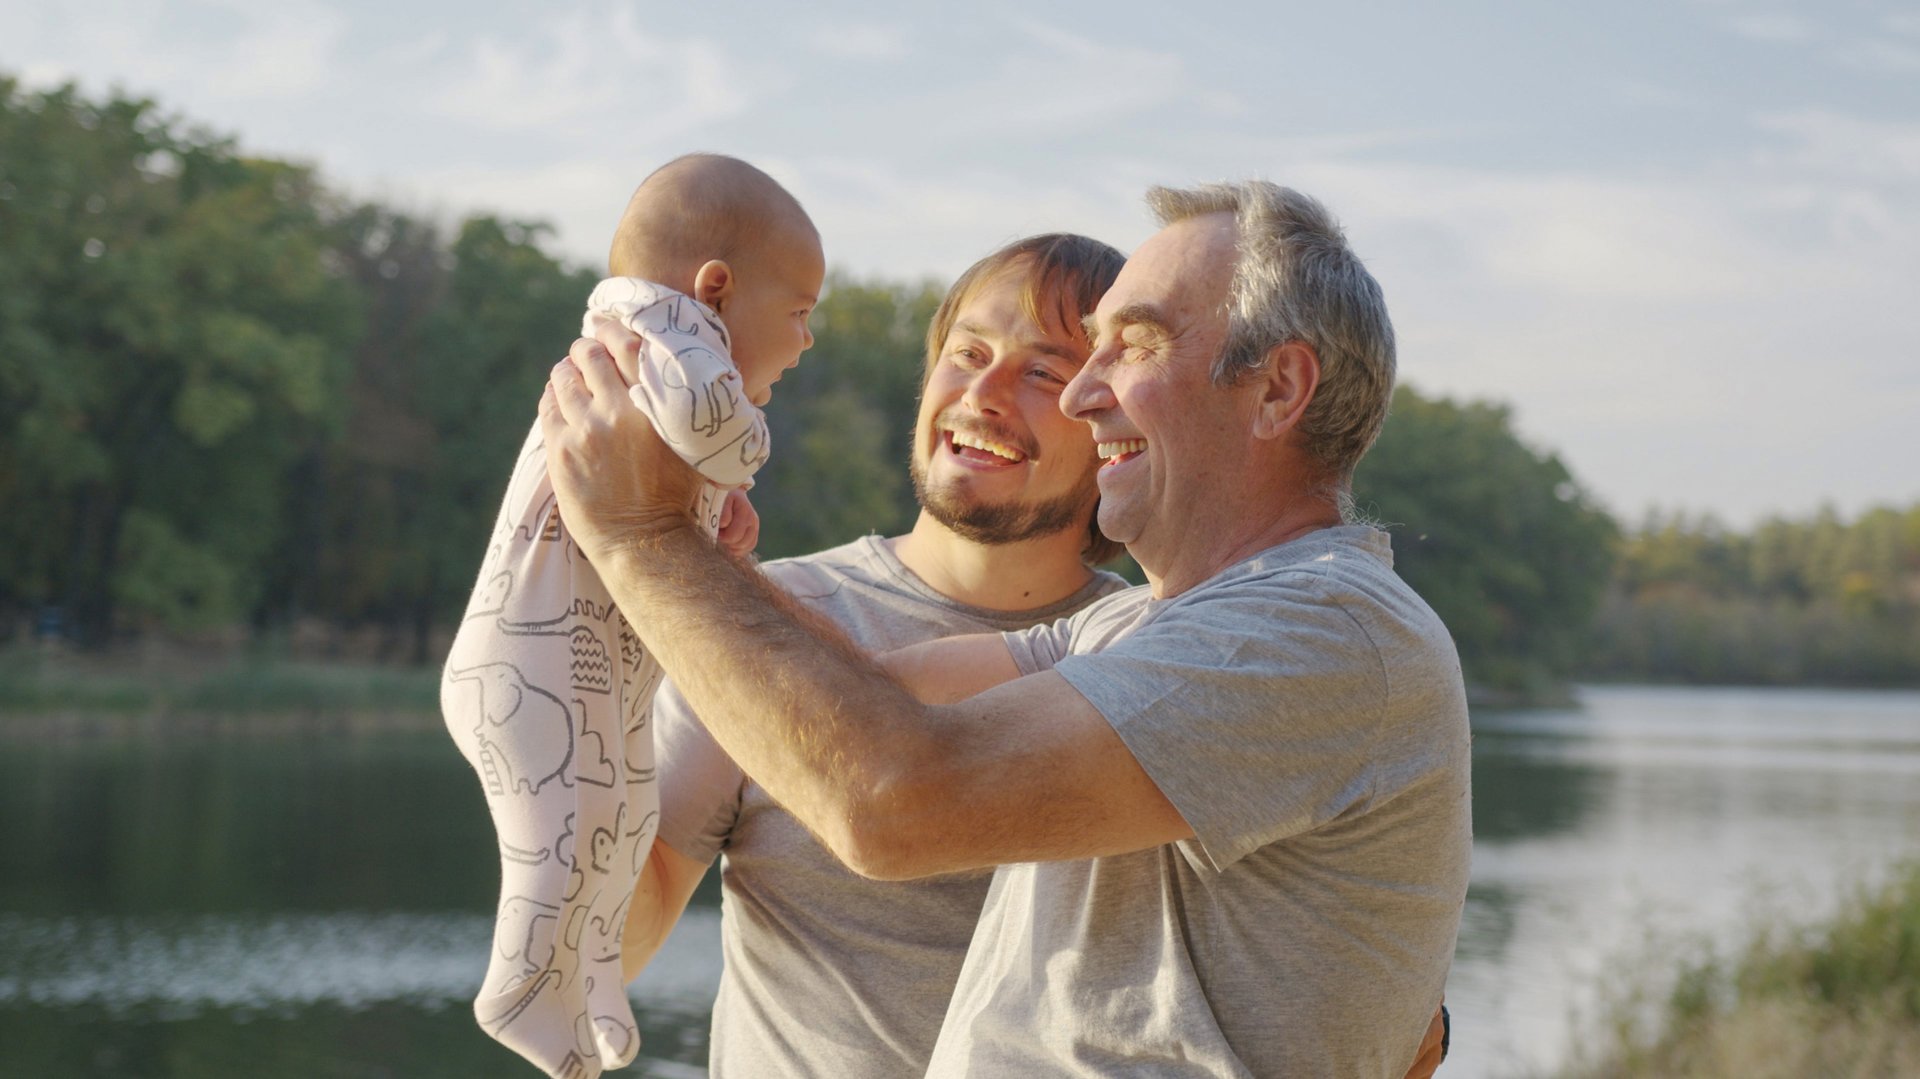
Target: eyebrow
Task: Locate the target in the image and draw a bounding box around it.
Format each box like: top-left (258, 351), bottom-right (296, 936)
top-left (1085, 302), bottom-right (1171, 349)
top-left (952, 320), bottom-right (1083, 362)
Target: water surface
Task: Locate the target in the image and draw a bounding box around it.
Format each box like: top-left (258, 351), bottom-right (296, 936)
top-left (3, 684), bottom-right (1917, 1077)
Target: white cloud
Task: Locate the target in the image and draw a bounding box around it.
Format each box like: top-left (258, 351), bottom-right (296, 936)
top-left (1828, 37), bottom-right (1920, 74)
top-left (805, 24), bottom-right (909, 60)
top-left (200, 1), bottom-right (348, 98)
top-left (380, 29), bottom-right (452, 71)
top-left (1725, 12), bottom-right (1813, 42)
top-left (423, 5), bottom-right (750, 136)
top-left (1610, 79), bottom-right (1699, 110)
top-left (1714, 9), bottom-right (1920, 77)
top-left (874, 16), bottom-right (1240, 139)
top-left (1753, 109), bottom-right (1920, 180)
top-left (789, 155), bottom-right (1150, 282)
top-left (8, 0), bottom-right (346, 102)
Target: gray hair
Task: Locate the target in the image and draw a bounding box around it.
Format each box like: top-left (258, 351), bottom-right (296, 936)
top-left (1144, 181), bottom-right (1396, 505)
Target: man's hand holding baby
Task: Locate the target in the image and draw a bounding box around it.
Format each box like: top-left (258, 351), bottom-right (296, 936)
top-left (540, 325), bottom-right (707, 563)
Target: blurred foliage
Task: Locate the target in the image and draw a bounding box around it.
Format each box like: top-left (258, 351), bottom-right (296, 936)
top-left (1586, 504), bottom-right (1920, 686)
top-left (0, 652), bottom-right (438, 715)
top-left (751, 272), bottom-right (941, 558)
top-left (1356, 389), bottom-right (1619, 695)
top-left (0, 78), bottom-right (360, 641)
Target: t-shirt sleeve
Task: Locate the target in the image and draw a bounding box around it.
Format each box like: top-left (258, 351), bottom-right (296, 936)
top-left (1001, 614), bottom-right (1077, 676)
top-left (653, 676), bottom-right (746, 865)
top-left (1052, 572), bottom-right (1391, 872)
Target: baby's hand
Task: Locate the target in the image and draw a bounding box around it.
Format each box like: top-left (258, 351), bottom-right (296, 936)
top-left (716, 488), bottom-right (760, 558)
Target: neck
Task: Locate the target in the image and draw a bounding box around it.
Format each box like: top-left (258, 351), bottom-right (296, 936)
top-left (1141, 475), bottom-right (1346, 599)
top-left (890, 512), bottom-right (1098, 612)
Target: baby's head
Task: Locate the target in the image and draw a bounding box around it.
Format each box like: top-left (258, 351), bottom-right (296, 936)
top-left (610, 153), bottom-right (825, 405)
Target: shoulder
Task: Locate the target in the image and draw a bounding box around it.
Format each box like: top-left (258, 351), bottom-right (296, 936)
top-left (1175, 528), bottom-right (1444, 636)
top-left (1072, 528), bottom-right (1461, 698)
top-left (759, 535), bottom-right (889, 600)
top-left (1162, 528), bottom-right (1467, 735)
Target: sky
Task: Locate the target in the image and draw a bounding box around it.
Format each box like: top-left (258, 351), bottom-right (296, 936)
top-left (6, 0), bottom-right (1917, 527)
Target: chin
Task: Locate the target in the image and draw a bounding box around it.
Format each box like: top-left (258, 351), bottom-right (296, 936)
top-left (1095, 505), bottom-right (1141, 546)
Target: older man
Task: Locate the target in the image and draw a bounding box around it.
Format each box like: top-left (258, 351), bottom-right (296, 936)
top-left (543, 181), bottom-right (1470, 1077)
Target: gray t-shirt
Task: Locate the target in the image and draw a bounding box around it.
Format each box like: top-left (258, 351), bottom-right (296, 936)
top-left (927, 525), bottom-right (1472, 1079)
top-left (653, 534), bottom-right (1129, 1078)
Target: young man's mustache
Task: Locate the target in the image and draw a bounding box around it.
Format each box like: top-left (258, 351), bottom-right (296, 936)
top-left (934, 412), bottom-right (1040, 461)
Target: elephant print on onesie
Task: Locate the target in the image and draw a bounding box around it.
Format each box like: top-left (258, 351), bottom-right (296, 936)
top-left (443, 424), bottom-right (667, 1078)
top-left (442, 416), bottom-right (734, 1078)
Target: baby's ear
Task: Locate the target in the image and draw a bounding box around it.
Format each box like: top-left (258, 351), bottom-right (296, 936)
top-left (692, 259), bottom-right (735, 311)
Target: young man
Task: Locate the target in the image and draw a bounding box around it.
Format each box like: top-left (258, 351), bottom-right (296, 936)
top-left (621, 234), bottom-right (1132, 1077)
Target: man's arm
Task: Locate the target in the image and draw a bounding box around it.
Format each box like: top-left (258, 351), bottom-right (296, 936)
top-left (540, 339), bottom-right (1192, 881)
top-left (877, 633), bottom-right (1022, 705)
top-left (621, 839), bottom-right (708, 983)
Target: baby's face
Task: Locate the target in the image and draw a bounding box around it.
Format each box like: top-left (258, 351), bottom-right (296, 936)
top-left (722, 231), bottom-right (825, 406)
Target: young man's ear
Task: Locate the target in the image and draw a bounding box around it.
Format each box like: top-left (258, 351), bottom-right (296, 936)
top-left (693, 259), bottom-right (736, 314)
top-left (1251, 341), bottom-right (1320, 441)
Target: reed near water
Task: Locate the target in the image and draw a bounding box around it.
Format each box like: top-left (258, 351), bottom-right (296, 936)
top-left (1561, 861), bottom-right (1920, 1078)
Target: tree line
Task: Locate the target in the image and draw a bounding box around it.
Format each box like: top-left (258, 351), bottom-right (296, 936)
top-left (3, 77), bottom-right (1909, 694)
top-left (1585, 505), bottom-right (1920, 686)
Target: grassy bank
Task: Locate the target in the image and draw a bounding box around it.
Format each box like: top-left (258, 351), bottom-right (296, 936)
top-left (1561, 862), bottom-right (1920, 1078)
top-left (0, 646), bottom-right (440, 732)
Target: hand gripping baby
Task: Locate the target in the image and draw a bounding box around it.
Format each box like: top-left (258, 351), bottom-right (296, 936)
top-left (441, 154), bottom-right (822, 1078)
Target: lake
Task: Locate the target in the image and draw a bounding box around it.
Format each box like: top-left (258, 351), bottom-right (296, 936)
top-left (3, 684), bottom-right (1918, 1077)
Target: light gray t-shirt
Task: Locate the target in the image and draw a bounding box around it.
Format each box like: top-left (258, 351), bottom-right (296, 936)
top-left (654, 535), bottom-right (1129, 1079)
top-left (927, 526), bottom-right (1472, 1079)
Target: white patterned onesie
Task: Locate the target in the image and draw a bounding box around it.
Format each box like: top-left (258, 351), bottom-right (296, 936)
top-left (441, 279), bottom-right (768, 1079)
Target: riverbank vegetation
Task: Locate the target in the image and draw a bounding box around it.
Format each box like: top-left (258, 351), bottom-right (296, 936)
top-left (1588, 505), bottom-right (1920, 687)
top-left (1561, 861), bottom-right (1920, 1078)
top-left (0, 647), bottom-right (438, 725)
top-left (3, 77), bottom-right (1913, 700)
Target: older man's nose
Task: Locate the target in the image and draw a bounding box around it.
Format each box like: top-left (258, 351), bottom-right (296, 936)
top-left (1060, 356), bottom-right (1114, 421)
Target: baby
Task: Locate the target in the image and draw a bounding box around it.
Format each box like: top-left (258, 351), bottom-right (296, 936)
top-left (441, 154), bottom-right (823, 1078)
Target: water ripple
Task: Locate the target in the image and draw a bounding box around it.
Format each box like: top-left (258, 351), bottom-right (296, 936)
top-left (0, 908), bottom-right (722, 1017)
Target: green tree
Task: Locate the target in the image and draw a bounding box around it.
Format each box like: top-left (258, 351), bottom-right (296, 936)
top-left (1354, 387), bottom-right (1618, 695)
top-left (0, 80), bottom-right (360, 641)
top-left (303, 215), bottom-right (597, 661)
top-left (1589, 501), bottom-right (1920, 685)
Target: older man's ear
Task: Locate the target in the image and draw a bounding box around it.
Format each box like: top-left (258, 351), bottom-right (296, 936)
top-left (1250, 340), bottom-right (1320, 442)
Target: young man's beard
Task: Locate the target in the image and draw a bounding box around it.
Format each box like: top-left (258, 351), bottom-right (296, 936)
top-left (909, 461), bottom-right (1096, 547)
